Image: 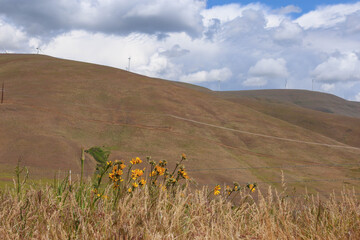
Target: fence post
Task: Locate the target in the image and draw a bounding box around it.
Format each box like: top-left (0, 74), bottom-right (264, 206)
top-left (1, 82), bottom-right (4, 104)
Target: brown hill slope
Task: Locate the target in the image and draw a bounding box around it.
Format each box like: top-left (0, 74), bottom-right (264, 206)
top-left (220, 89), bottom-right (360, 118)
top-left (218, 90), bottom-right (360, 148)
top-left (0, 54), bottom-right (359, 195)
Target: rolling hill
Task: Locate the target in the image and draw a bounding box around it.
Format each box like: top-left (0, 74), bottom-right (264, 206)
top-left (0, 54), bottom-right (359, 195)
top-left (218, 90), bottom-right (360, 148)
top-left (220, 89), bottom-right (360, 118)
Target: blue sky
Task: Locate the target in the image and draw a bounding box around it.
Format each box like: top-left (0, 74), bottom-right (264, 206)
top-left (207, 0), bottom-right (359, 13)
top-left (1, 0), bottom-right (360, 101)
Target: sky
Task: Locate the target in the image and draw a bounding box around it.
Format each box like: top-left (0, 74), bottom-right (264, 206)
top-left (1, 0), bottom-right (360, 101)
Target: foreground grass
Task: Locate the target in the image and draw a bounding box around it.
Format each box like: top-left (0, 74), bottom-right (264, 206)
top-left (0, 181), bottom-right (359, 239)
top-left (0, 148), bottom-right (359, 239)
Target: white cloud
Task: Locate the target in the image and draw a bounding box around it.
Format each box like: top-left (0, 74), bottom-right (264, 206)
top-left (2, 1), bottom-right (360, 99)
top-left (312, 52), bottom-right (360, 83)
top-left (137, 52), bottom-right (183, 80)
top-left (295, 2), bottom-right (360, 29)
top-left (242, 77), bottom-right (267, 87)
top-left (248, 58), bottom-right (289, 78)
top-left (179, 68), bottom-right (232, 83)
top-left (0, 19), bottom-right (33, 51)
top-left (0, 0), bottom-right (205, 37)
top-left (201, 3), bottom-right (263, 25)
top-left (202, 3), bottom-right (285, 29)
top-left (355, 92), bottom-right (360, 102)
top-left (321, 83), bottom-right (335, 92)
top-left (273, 20), bottom-right (303, 45)
top-left (44, 31), bottom-right (158, 69)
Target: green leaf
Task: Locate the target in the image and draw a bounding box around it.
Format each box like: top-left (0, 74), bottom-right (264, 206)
top-left (85, 146), bottom-right (111, 172)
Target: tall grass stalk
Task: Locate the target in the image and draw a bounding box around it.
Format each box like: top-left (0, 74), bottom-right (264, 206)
top-left (80, 148), bottom-right (85, 187)
top-left (13, 160), bottom-right (28, 201)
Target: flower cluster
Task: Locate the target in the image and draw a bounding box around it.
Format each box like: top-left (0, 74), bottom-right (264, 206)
top-left (214, 185), bottom-right (221, 195)
top-left (109, 160), bottom-right (126, 189)
top-left (130, 157), bottom-right (142, 165)
top-left (178, 166), bottom-right (189, 179)
top-left (247, 183), bottom-right (256, 192)
top-left (91, 187), bottom-right (108, 200)
top-left (139, 178), bottom-right (146, 186)
top-left (128, 158), bottom-right (148, 192)
top-left (131, 168), bottom-right (144, 180)
top-left (213, 182), bottom-right (257, 197)
top-left (90, 152), bottom-right (191, 203)
top-left (225, 182), bottom-right (241, 196)
top-left (150, 160), bottom-right (167, 177)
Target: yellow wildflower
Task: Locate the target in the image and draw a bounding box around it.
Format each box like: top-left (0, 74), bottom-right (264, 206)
top-left (130, 157), bottom-right (142, 165)
top-left (102, 195), bottom-right (108, 200)
top-left (128, 188), bottom-right (132, 193)
top-left (168, 178), bottom-right (177, 184)
top-left (132, 182), bottom-right (139, 188)
top-left (159, 184), bottom-right (166, 191)
top-left (119, 163), bottom-right (126, 170)
top-left (109, 172), bottom-right (115, 179)
top-left (178, 169), bottom-right (189, 179)
top-left (155, 165), bottom-right (166, 176)
top-left (214, 185), bottom-right (221, 195)
top-left (139, 178), bottom-right (146, 186)
top-left (181, 153), bottom-right (187, 160)
top-left (106, 161), bottom-right (112, 166)
top-left (247, 183), bottom-right (256, 192)
top-left (97, 193), bottom-right (101, 197)
top-left (226, 185), bottom-right (232, 195)
top-left (131, 169), bottom-right (144, 179)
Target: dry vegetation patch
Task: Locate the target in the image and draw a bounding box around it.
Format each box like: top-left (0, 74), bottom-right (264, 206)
top-left (0, 148), bottom-right (359, 239)
top-left (0, 181), bottom-right (359, 239)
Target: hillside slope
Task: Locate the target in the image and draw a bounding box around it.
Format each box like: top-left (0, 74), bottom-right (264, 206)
top-left (220, 89), bottom-right (360, 118)
top-left (218, 91), bottom-right (360, 148)
top-left (0, 54), bottom-right (359, 195)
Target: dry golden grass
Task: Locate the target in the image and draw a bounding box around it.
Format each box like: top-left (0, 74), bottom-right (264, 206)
top-left (0, 180), bottom-right (359, 239)
top-left (0, 152), bottom-right (359, 240)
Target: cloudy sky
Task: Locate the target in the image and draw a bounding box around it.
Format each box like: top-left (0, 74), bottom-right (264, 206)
top-left (1, 0), bottom-right (360, 101)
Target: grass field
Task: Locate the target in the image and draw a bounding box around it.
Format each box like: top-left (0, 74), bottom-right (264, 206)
top-left (0, 153), bottom-right (359, 240)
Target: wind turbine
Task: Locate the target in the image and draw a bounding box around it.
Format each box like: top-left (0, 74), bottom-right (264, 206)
top-left (127, 57), bottom-right (131, 71)
top-left (312, 79), bottom-right (314, 91)
top-left (284, 79), bottom-right (288, 89)
top-left (36, 47), bottom-right (44, 54)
